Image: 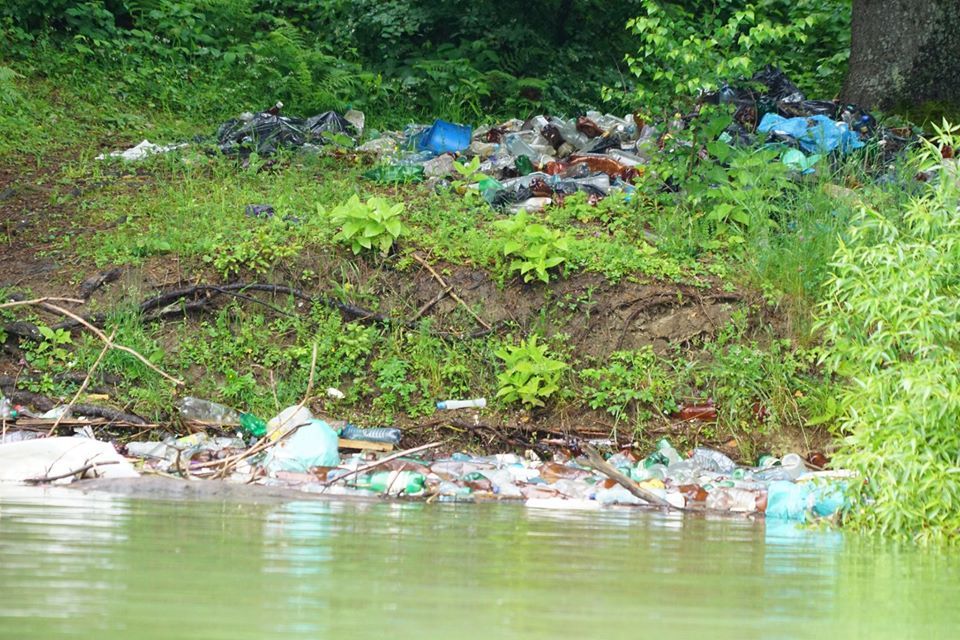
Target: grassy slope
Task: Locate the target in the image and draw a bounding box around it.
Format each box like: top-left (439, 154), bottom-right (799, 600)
top-left (0, 72), bottom-right (858, 461)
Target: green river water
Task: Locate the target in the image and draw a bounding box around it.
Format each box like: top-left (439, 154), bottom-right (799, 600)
top-left (0, 485), bottom-right (957, 639)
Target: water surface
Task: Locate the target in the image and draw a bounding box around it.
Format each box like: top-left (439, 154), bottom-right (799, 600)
top-left (0, 485), bottom-right (956, 639)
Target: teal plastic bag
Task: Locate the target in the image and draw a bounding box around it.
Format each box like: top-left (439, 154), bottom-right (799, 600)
top-left (265, 419), bottom-right (340, 473)
top-left (766, 480), bottom-right (847, 521)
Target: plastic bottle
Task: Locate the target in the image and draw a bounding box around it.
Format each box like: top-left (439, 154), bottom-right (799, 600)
top-left (657, 439), bottom-right (682, 465)
top-left (706, 487), bottom-right (763, 513)
top-left (666, 459), bottom-right (699, 485)
top-left (239, 413), bottom-right (267, 439)
top-left (689, 447), bottom-right (737, 474)
top-left (1, 396), bottom-right (18, 420)
top-left (355, 470), bottom-right (426, 496)
top-left (339, 424), bottom-right (401, 445)
top-left (515, 155), bottom-right (534, 175)
top-left (755, 453), bottom-right (807, 482)
top-left (436, 398), bottom-right (486, 410)
top-left (176, 397), bottom-right (241, 425)
top-left (503, 133), bottom-right (539, 161)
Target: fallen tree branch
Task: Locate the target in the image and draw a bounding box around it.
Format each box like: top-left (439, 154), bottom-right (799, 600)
top-left (412, 253), bottom-right (492, 330)
top-left (580, 443), bottom-right (680, 510)
top-left (38, 301), bottom-right (183, 386)
top-left (0, 296), bottom-right (85, 310)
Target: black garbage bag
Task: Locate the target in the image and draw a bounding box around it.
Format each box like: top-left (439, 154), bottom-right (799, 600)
top-left (305, 111), bottom-right (353, 136)
top-left (751, 66), bottom-right (805, 104)
top-left (781, 99), bottom-right (838, 119)
top-left (216, 113), bottom-right (308, 156)
top-left (216, 108), bottom-right (357, 156)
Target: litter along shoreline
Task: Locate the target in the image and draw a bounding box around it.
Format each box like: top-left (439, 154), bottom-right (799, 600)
top-left (0, 406), bottom-right (852, 524)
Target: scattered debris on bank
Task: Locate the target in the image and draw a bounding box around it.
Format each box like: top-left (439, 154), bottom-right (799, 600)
top-left (1, 390), bottom-right (848, 522)
top-left (98, 67), bottom-right (910, 216)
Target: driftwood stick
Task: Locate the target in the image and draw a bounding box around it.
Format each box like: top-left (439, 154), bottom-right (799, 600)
top-left (0, 296), bottom-right (86, 309)
top-left (412, 253), bottom-right (491, 330)
top-left (321, 441), bottom-right (444, 490)
top-left (47, 329), bottom-right (116, 436)
top-left (25, 460), bottom-right (120, 484)
top-left (581, 443), bottom-right (679, 510)
top-left (409, 286), bottom-right (451, 322)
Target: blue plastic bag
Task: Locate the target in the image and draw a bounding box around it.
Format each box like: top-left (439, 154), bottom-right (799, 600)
top-left (758, 113), bottom-right (864, 155)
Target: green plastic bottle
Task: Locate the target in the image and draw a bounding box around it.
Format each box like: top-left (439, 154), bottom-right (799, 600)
top-left (356, 470), bottom-right (426, 495)
top-left (239, 413), bottom-right (267, 439)
top-left (515, 155), bottom-right (534, 175)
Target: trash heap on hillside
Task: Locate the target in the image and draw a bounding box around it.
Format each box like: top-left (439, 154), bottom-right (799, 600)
top-left (98, 67), bottom-right (903, 213)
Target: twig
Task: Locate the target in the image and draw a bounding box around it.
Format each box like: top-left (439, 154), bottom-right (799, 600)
top-left (47, 329), bottom-right (116, 436)
top-left (25, 460), bottom-right (120, 484)
top-left (409, 286), bottom-right (451, 322)
top-left (0, 296), bottom-right (85, 310)
top-left (412, 253), bottom-right (491, 330)
top-left (321, 441), bottom-right (444, 491)
top-left (38, 301), bottom-right (183, 386)
top-left (581, 443), bottom-right (680, 510)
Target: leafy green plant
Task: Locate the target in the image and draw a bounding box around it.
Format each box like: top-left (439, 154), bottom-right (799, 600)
top-left (580, 348), bottom-right (677, 426)
top-left (493, 211), bottom-right (571, 283)
top-left (329, 194), bottom-right (405, 255)
top-left (28, 325), bottom-right (74, 366)
top-left (207, 225), bottom-right (302, 277)
top-left (494, 335), bottom-right (567, 408)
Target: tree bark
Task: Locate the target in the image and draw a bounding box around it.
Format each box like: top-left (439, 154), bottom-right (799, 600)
top-left (842, 0), bottom-right (960, 111)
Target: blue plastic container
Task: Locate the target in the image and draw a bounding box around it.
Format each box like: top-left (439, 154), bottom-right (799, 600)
top-left (417, 119), bottom-right (472, 154)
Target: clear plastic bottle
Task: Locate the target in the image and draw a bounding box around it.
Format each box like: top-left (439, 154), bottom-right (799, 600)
top-left (666, 459), bottom-right (700, 485)
top-left (436, 398), bottom-right (487, 410)
top-left (657, 439), bottom-right (682, 465)
top-left (0, 395), bottom-right (18, 420)
top-left (755, 453), bottom-right (806, 482)
top-left (690, 448), bottom-right (737, 474)
top-left (176, 397), bottom-right (241, 425)
top-left (339, 425), bottom-right (401, 445)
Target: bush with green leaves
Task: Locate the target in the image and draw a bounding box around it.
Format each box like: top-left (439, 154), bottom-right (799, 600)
top-left (493, 211), bottom-right (571, 283)
top-left (580, 348), bottom-right (677, 427)
top-left (329, 194), bottom-right (405, 255)
top-left (494, 335), bottom-right (567, 408)
top-left (624, 0), bottom-right (850, 114)
top-left (817, 122), bottom-right (960, 544)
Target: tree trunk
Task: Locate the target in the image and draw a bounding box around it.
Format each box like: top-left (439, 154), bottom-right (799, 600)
top-left (842, 0), bottom-right (960, 112)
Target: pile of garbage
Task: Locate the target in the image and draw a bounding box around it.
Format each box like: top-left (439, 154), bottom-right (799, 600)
top-left (0, 392), bottom-right (848, 523)
top-left (98, 67), bottom-right (894, 211)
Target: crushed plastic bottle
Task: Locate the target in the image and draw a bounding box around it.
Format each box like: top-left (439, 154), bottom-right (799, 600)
top-left (339, 425), bottom-right (402, 446)
top-left (177, 397), bottom-right (241, 425)
top-left (689, 448), bottom-right (737, 474)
